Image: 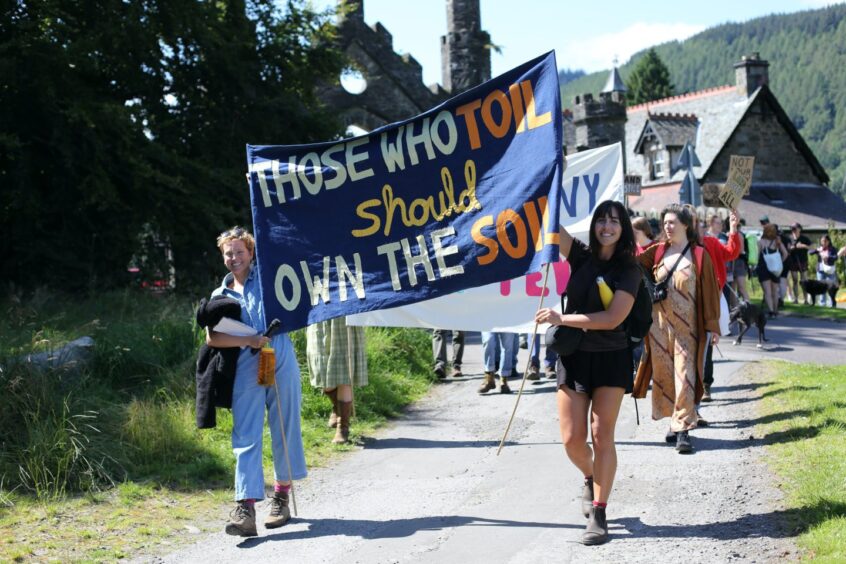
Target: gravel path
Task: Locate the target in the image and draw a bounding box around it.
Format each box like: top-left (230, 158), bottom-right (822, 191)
top-left (148, 315), bottom-right (843, 563)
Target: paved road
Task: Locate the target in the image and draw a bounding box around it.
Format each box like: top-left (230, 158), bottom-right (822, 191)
top-left (151, 314), bottom-right (842, 563)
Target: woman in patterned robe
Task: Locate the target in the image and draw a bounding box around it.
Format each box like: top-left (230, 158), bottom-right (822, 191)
top-left (634, 204), bottom-right (721, 454)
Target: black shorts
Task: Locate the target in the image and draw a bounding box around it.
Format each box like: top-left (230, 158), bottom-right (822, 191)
top-left (756, 262), bottom-right (780, 284)
top-left (556, 347), bottom-right (633, 397)
top-left (789, 260), bottom-right (808, 273)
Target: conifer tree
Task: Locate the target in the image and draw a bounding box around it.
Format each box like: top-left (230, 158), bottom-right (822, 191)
top-left (625, 48), bottom-right (675, 105)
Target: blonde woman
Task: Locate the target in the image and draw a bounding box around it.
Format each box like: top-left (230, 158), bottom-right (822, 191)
top-left (206, 227), bottom-right (306, 537)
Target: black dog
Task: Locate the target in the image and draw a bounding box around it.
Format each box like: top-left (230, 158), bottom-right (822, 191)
top-left (730, 298), bottom-right (768, 348)
top-left (801, 279), bottom-right (839, 308)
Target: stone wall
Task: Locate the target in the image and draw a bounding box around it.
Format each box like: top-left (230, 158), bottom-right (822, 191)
top-left (572, 92), bottom-right (627, 152)
top-left (704, 96), bottom-right (821, 185)
top-left (319, 1), bottom-right (448, 131)
top-left (440, 0), bottom-right (491, 92)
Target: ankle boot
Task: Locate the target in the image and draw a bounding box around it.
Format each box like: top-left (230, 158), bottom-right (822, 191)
top-left (478, 372), bottom-right (496, 394)
top-left (333, 400), bottom-right (352, 444)
top-left (581, 477), bottom-right (594, 518)
top-left (676, 430), bottom-right (693, 454)
top-left (324, 388), bottom-right (339, 428)
top-left (499, 375), bottom-right (512, 394)
top-left (581, 505), bottom-right (609, 545)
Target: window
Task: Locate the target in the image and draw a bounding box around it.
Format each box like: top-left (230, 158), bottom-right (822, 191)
top-left (651, 147), bottom-right (665, 180)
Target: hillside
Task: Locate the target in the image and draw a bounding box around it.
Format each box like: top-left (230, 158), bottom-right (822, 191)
top-left (559, 4), bottom-right (846, 198)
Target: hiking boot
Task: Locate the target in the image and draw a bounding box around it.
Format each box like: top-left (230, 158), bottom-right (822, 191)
top-left (581, 505), bottom-right (609, 545)
top-left (499, 376), bottom-right (512, 394)
top-left (225, 500), bottom-right (257, 537)
top-left (665, 429), bottom-right (677, 443)
top-left (451, 367), bottom-right (463, 378)
top-left (324, 388), bottom-right (339, 428)
top-left (701, 384), bottom-right (712, 402)
top-left (581, 477), bottom-right (594, 518)
top-left (265, 491), bottom-right (291, 529)
top-left (478, 372), bottom-right (497, 394)
top-left (333, 400), bottom-right (352, 444)
top-left (697, 412), bottom-right (709, 427)
top-left (527, 365), bottom-right (540, 381)
top-left (545, 367), bottom-right (557, 379)
top-left (676, 430), bottom-right (693, 454)
top-left (434, 366), bottom-right (446, 380)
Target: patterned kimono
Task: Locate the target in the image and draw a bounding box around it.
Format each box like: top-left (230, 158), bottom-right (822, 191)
top-left (649, 263), bottom-right (699, 431)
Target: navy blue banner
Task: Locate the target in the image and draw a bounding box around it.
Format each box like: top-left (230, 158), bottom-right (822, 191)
top-left (247, 51), bottom-right (563, 332)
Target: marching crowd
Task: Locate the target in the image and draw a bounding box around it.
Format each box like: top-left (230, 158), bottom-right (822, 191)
top-left (197, 210), bottom-right (843, 543)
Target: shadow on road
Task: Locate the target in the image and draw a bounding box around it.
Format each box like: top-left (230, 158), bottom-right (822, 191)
top-left (237, 515), bottom-right (579, 547)
top-left (612, 499), bottom-right (846, 542)
top-left (362, 438), bottom-right (519, 449)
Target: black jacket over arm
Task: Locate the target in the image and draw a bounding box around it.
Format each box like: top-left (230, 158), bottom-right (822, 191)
top-left (195, 296), bottom-right (242, 429)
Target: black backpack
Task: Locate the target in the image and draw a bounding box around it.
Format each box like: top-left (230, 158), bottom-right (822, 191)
top-left (626, 265), bottom-right (654, 341)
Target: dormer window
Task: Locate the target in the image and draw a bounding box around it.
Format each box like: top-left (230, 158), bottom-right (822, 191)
top-left (635, 113), bottom-right (699, 182)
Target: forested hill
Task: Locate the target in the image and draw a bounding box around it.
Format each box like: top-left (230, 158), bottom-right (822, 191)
top-left (559, 4), bottom-right (846, 197)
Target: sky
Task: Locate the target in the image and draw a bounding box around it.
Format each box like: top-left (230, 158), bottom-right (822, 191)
top-left (315, 0), bottom-right (840, 85)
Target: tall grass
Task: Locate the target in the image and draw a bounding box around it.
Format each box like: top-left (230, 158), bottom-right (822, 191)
top-left (0, 287), bottom-right (434, 501)
top-left (0, 288), bottom-right (200, 497)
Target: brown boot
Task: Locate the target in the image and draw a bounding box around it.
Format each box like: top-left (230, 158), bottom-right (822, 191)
top-left (225, 500), bottom-right (257, 537)
top-left (332, 400), bottom-right (352, 444)
top-left (324, 388), bottom-right (339, 428)
top-left (264, 490), bottom-right (291, 529)
top-left (478, 372), bottom-right (497, 394)
top-left (499, 375), bottom-right (512, 394)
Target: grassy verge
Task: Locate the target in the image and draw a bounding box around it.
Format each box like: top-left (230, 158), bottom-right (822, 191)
top-left (754, 361), bottom-right (846, 561)
top-left (0, 290), bottom-right (433, 562)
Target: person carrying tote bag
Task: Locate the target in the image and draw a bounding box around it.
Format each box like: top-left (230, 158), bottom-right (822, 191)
top-left (756, 224), bottom-right (788, 317)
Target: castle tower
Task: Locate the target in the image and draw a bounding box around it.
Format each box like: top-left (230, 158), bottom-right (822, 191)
top-left (572, 66), bottom-right (627, 155)
top-left (734, 52), bottom-right (770, 97)
top-left (440, 0), bottom-right (491, 93)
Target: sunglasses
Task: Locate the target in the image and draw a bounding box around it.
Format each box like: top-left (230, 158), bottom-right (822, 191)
top-left (220, 227), bottom-right (246, 238)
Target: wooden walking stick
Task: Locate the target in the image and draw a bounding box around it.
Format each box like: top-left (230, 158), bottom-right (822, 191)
top-left (272, 362), bottom-right (298, 516)
top-left (497, 262), bottom-right (553, 455)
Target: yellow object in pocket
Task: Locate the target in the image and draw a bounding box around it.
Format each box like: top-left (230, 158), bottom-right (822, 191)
top-left (596, 276), bottom-right (614, 310)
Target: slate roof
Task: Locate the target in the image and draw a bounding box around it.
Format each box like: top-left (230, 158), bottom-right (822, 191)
top-left (602, 67), bottom-right (626, 93)
top-left (739, 183), bottom-right (846, 231)
top-left (633, 113), bottom-right (699, 154)
top-left (628, 182), bottom-right (846, 231)
top-left (625, 85), bottom-right (745, 185)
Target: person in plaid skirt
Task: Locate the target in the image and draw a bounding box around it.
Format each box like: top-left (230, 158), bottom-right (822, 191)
top-left (306, 317), bottom-right (368, 444)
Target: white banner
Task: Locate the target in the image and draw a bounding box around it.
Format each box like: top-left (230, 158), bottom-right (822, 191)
top-left (347, 143), bottom-right (624, 333)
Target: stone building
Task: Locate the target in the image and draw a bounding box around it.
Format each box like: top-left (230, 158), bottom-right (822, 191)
top-left (320, 0), bottom-right (491, 133)
top-left (565, 53), bottom-right (846, 230)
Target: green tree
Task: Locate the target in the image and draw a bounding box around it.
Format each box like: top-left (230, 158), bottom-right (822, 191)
top-left (626, 48), bottom-right (675, 105)
top-left (0, 0), bottom-right (344, 292)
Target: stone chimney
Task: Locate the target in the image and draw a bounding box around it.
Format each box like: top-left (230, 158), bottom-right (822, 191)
top-left (441, 0), bottom-right (491, 93)
top-left (734, 52), bottom-right (769, 97)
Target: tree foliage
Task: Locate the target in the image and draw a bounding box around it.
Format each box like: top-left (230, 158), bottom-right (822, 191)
top-left (559, 4), bottom-right (846, 199)
top-left (0, 0), bottom-right (345, 292)
top-left (625, 48), bottom-right (674, 105)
